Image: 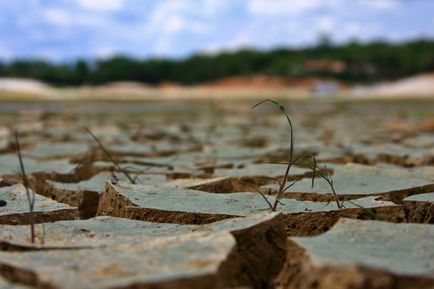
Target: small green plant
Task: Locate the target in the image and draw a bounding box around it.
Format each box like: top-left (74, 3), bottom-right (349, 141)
top-left (15, 130), bottom-right (36, 243)
top-left (252, 99), bottom-right (296, 211)
top-left (252, 99), bottom-right (343, 211)
top-left (316, 165), bottom-right (343, 208)
top-left (84, 126), bottom-right (136, 184)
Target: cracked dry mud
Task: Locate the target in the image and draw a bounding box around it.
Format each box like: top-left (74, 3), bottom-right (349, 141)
top-left (0, 101), bottom-right (433, 289)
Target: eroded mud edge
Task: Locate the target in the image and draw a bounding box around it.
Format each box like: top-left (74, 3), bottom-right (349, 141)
top-left (274, 240), bottom-right (434, 289)
top-left (0, 208), bottom-right (79, 225)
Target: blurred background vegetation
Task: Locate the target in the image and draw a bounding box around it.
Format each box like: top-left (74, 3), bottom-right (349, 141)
top-left (1, 38), bottom-right (433, 87)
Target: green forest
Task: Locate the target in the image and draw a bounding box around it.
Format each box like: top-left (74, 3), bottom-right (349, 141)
top-left (0, 38), bottom-right (433, 86)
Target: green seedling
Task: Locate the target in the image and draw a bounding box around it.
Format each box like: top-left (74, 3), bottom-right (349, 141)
top-left (316, 164), bottom-right (343, 209)
top-left (84, 126), bottom-right (136, 184)
top-left (15, 130), bottom-right (36, 243)
top-left (252, 99), bottom-right (296, 211)
top-left (253, 99), bottom-right (343, 211)
top-left (272, 158), bottom-right (343, 209)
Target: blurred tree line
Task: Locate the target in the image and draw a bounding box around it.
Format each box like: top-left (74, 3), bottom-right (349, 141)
top-left (0, 39), bottom-right (433, 86)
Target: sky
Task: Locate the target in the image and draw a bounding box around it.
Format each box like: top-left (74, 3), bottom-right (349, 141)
top-left (0, 0), bottom-right (433, 61)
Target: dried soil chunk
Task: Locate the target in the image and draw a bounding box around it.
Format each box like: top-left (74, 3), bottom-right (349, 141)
top-left (277, 218), bottom-right (434, 289)
top-left (0, 155), bottom-right (75, 177)
top-left (0, 185), bottom-right (78, 225)
top-left (46, 172), bottom-right (165, 218)
top-left (347, 143), bottom-right (434, 166)
top-left (403, 134), bottom-right (434, 148)
top-left (0, 212), bottom-right (279, 249)
top-left (215, 163), bottom-right (310, 179)
top-left (23, 142), bottom-right (90, 159)
top-left (0, 212), bottom-right (286, 289)
top-left (98, 182), bottom-right (394, 224)
top-left (108, 142), bottom-right (193, 157)
top-left (0, 232), bottom-right (235, 289)
top-left (0, 216), bottom-right (195, 249)
top-left (404, 192), bottom-right (434, 202)
top-left (203, 143), bottom-right (278, 160)
top-left (264, 163), bottom-right (434, 202)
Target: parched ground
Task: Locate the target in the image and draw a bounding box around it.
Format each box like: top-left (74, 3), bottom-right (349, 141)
top-left (0, 99), bottom-right (433, 289)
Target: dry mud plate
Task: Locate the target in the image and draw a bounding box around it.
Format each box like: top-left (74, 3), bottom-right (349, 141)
top-left (0, 101), bottom-right (433, 289)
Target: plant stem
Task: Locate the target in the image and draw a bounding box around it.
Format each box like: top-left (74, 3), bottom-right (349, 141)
top-left (84, 126), bottom-right (136, 184)
top-left (15, 130), bottom-right (35, 243)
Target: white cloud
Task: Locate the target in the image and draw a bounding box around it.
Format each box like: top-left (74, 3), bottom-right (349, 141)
top-left (363, 0), bottom-right (400, 11)
top-left (227, 33), bottom-right (251, 50)
top-left (247, 0), bottom-right (399, 16)
top-left (43, 8), bottom-right (108, 28)
top-left (336, 22), bottom-right (381, 42)
top-left (342, 22), bottom-right (361, 36)
top-left (144, 1), bottom-right (210, 55)
top-left (44, 9), bottom-right (71, 27)
top-left (91, 46), bottom-right (119, 59)
top-left (76, 0), bottom-right (123, 12)
top-left (316, 16), bottom-right (335, 33)
top-left (201, 0), bottom-right (230, 15)
top-left (248, 0), bottom-right (322, 15)
top-left (0, 45), bottom-right (12, 59)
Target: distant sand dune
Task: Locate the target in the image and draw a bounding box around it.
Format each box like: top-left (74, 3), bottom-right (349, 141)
top-left (0, 78), bottom-right (50, 94)
top-left (352, 73), bottom-right (434, 98)
top-left (0, 73), bottom-right (433, 101)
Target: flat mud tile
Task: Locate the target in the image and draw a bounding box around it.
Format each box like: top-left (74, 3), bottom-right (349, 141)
top-left (404, 192), bottom-right (434, 202)
top-left (121, 153), bottom-right (249, 173)
top-left (98, 182), bottom-right (270, 223)
top-left (0, 185), bottom-right (78, 225)
top-left (44, 124), bottom-right (129, 143)
top-left (46, 172), bottom-right (166, 218)
top-left (215, 163), bottom-right (310, 179)
top-left (13, 121), bottom-right (43, 135)
top-left (0, 231), bottom-right (237, 289)
top-left (108, 142), bottom-right (197, 157)
top-left (49, 172), bottom-right (165, 192)
top-left (0, 212), bottom-right (282, 253)
top-left (312, 145), bottom-right (350, 162)
top-left (0, 216), bottom-right (196, 249)
top-left (97, 182), bottom-right (395, 224)
top-left (403, 133), bottom-right (434, 148)
top-left (23, 142), bottom-right (90, 159)
top-left (403, 193), bottom-right (434, 223)
top-left (163, 176), bottom-right (231, 190)
top-left (119, 156), bottom-right (179, 170)
top-left (92, 160), bottom-right (170, 176)
top-left (0, 155), bottom-right (76, 176)
top-left (263, 163), bottom-right (434, 202)
top-left (347, 143), bottom-right (434, 166)
top-left (202, 144), bottom-right (279, 160)
top-left (276, 219), bottom-right (434, 289)
top-left (410, 166), bottom-right (434, 181)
